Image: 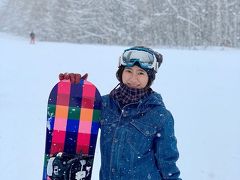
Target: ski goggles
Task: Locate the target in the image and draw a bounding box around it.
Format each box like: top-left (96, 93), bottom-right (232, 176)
top-left (119, 47), bottom-right (159, 72)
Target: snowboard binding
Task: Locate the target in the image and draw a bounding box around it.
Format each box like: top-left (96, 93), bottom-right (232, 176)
top-left (47, 152), bottom-right (93, 180)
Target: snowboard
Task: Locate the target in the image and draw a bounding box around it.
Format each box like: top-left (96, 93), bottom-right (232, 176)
top-left (43, 80), bottom-right (102, 180)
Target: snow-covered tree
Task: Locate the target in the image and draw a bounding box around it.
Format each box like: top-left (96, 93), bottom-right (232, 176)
top-left (0, 0), bottom-right (239, 47)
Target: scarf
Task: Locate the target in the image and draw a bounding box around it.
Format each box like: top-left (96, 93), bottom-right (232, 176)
top-left (110, 83), bottom-right (152, 107)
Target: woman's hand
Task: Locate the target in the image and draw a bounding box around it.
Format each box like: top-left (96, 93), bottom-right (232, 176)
top-left (59, 73), bottom-right (88, 84)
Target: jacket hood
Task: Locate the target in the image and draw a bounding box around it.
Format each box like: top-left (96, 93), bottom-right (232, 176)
top-left (137, 91), bottom-right (165, 113)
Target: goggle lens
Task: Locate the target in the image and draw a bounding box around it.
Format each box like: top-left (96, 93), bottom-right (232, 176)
top-left (120, 48), bottom-right (158, 72)
top-left (122, 49), bottom-right (155, 65)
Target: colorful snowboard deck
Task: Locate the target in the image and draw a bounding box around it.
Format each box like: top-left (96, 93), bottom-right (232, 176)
top-left (43, 80), bottom-right (102, 180)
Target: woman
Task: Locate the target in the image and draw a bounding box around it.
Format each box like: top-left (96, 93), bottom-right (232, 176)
top-left (59, 46), bottom-right (181, 180)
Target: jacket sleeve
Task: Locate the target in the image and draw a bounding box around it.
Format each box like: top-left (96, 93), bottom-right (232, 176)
top-left (154, 110), bottom-right (182, 180)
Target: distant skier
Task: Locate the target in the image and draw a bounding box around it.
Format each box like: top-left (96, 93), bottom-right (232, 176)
top-left (30, 31), bottom-right (35, 44)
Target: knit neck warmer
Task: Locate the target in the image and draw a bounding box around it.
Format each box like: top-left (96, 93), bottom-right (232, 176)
top-left (110, 83), bottom-right (152, 107)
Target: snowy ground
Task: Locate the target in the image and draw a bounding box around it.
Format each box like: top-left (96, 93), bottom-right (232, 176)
top-left (0, 33), bottom-right (240, 180)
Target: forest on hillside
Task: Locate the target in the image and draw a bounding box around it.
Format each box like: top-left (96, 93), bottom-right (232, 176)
top-left (0, 0), bottom-right (239, 47)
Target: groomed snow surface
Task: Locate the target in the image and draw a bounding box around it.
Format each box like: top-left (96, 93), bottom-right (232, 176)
top-left (0, 33), bottom-right (239, 180)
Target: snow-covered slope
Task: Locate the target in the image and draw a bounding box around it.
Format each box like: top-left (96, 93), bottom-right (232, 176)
top-left (0, 33), bottom-right (240, 180)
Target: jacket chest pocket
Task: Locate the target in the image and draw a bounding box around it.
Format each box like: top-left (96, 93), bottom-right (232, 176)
top-left (127, 120), bottom-right (157, 156)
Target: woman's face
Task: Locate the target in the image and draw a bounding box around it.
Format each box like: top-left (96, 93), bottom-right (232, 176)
top-left (122, 65), bottom-right (149, 89)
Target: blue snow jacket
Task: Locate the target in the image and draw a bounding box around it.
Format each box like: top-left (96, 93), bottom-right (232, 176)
top-left (99, 91), bottom-right (181, 180)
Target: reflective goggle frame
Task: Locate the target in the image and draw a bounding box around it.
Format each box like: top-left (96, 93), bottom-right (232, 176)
top-left (119, 47), bottom-right (159, 72)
